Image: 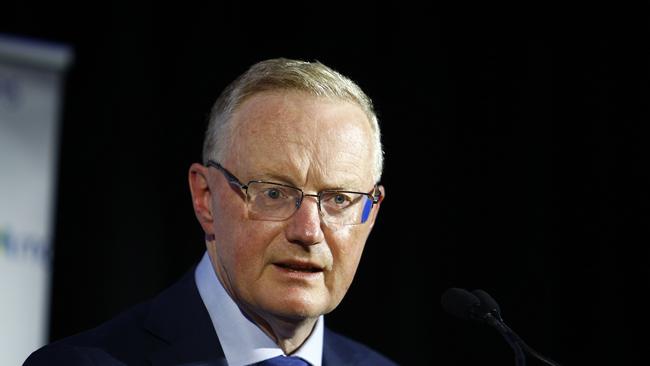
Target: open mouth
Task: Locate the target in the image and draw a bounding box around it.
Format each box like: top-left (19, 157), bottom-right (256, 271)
top-left (274, 262), bottom-right (323, 273)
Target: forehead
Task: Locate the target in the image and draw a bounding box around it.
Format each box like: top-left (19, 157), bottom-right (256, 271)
top-left (224, 91), bottom-right (375, 189)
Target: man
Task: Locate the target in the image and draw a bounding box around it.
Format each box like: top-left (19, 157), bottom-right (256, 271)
top-left (24, 58), bottom-right (395, 365)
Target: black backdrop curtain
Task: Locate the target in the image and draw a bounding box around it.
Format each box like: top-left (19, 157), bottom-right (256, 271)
top-left (3, 3), bottom-right (649, 365)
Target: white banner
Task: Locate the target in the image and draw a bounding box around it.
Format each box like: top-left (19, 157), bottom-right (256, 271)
top-left (0, 34), bottom-right (72, 366)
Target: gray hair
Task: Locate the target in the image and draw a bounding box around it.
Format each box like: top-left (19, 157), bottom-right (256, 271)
top-left (202, 58), bottom-right (384, 182)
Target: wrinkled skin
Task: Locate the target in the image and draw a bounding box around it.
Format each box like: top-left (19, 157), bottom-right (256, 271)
top-left (189, 91), bottom-right (384, 353)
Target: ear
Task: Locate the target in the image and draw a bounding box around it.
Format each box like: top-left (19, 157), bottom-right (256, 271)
top-left (188, 163), bottom-right (215, 237)
top-left (366, 185), bottom-right (385, 229)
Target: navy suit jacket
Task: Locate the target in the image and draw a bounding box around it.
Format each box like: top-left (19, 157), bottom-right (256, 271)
top-left (24, 268), bottom-right (397, 366)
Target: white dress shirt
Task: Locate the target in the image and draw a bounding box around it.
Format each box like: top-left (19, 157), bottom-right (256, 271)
top-left (195, 251), bottom-right (323, 366)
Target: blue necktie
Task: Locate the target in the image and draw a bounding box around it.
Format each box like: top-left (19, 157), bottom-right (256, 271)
top-left (257, 355), bottom-right (310, 366)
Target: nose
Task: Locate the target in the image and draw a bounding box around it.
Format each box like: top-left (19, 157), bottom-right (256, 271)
top-left (285, 195), bottom-right (325, 246)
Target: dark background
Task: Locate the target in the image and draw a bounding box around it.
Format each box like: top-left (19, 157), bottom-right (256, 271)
top-left (4, 3), bottom-right (649, 365)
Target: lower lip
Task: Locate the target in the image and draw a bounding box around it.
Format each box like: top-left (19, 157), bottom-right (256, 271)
top-left (272, 264), bottom-right (324, 280)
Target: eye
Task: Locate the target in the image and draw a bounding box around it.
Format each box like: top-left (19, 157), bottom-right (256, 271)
top-left (324, 192), bottom-right (354, 208)
top-left (333, 194), bottom-right (349, 205)
top-left (264, 188), bottom-right (283, 199)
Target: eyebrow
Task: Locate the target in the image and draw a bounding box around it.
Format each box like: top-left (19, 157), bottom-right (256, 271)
top-left (255, 172), bottom-right (296, 185)
top-left (254, 172), bottom-right (365, 192)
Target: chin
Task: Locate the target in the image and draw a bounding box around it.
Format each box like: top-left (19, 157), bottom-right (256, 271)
top-left (267, 296), bottom-right (332, 321)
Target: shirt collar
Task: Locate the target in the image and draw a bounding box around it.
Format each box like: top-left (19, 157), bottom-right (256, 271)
top-left (195, 251), bottom-right (323, 366)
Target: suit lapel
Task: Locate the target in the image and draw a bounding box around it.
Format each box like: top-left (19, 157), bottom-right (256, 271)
top-left (143, 268), bottom-right (228, 366)
top-left (141, 268), bottom-right (373, 366)
top-left (322, 328), bottom-right (348, 366)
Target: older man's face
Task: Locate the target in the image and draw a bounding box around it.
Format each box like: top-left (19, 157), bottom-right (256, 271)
top-left (201, 91), bottom-right (382, 323)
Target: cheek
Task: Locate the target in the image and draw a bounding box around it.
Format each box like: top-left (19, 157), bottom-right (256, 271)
top-left (211, 189), bottom-right (253, 258)
top-left (209, 195), bottom-right (247, 277)
top-left (218, 226), bottom-right (255, 269)
top-left (216, 218), bottom-right (284, 280)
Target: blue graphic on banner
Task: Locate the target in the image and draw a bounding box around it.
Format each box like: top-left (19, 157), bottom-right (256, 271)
top-left (0, 226), bottom-right (50, 263)
top-left (0, 73), bottom-right (20, 110)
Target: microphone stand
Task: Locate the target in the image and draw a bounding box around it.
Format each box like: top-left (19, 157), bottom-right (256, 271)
top-left (500, 321), bottom-right (562, 366)
top-left (483, 313), bottom-right (527, 366)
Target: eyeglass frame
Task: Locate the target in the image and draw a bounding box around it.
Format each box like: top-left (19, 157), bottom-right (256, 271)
top-left (206, 160), bottom-right (382, 224)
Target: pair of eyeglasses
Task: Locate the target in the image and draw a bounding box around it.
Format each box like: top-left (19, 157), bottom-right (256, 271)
top-left (207, 160), bottom-right (381, 225)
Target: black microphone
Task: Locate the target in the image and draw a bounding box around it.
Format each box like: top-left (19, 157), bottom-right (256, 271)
top-left (441, 287), bottom-right (562, 366)
top-left (471, 289), bottom-right (561, 366)
top-left (441, 288), bottom-right (526, 366)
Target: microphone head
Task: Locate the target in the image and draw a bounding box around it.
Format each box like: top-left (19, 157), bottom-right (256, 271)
top-left (441, 287), bottom-right (481, 321)
top-left (472, 289), bottom-right (502, 319)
